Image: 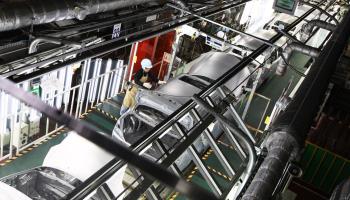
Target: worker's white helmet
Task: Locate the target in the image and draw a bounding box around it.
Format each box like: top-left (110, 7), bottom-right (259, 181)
top-left (141, 58), bottom-right (152, 70)
top-left (216, 31), bottom-right (227, 40)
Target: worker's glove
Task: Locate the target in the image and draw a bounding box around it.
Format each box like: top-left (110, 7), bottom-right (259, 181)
top-left (158, 80), bottom-right (166, 85)
top-left (143, 82), bottom-right (152, 89)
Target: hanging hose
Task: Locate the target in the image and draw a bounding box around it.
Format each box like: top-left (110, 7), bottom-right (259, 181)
top-left (300, 20), bottom-right (337, 42)
top-left (276, 43), bottom-right (320, 76)
top-left (280, 53), bottom-right (307, 77)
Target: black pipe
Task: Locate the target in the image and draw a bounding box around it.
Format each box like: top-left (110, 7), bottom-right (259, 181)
top-left (300, 0), bottom-right (339, 25)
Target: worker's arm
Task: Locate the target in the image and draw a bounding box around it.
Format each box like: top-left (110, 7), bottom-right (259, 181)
top-left (133, 70), bottom-right (144, 87)
top-left (148, 72), bottom-right (159, 83)
top-left (134, 70), bottom-right (152, 89)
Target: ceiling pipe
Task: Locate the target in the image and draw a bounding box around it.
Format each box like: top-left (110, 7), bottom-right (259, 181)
top-left (300, 19), bottom-right (337, 42)
top-left (168, 0), bottom-right (188, 16)
top-left (0, 0), bottom-right (162, 32)
top-left (168, 0), bottom-right (187, 8)
top-left (276, 42), bottom-right (320, 76)
top-left (29, 36), bottom-right (81, 54)
top-left (300, 0), bottom-right (339, 25)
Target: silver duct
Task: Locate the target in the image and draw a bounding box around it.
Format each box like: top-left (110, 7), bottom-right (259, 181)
top-left (168, 0), bottom-right (187, 8)
top-left (0, 0), bottom-right (160, 32)
top-left (330, 179), bottom-right (350, 200)
top-left (300, 20), bottom-right (337, 42)
top-left (241, 131), bottom-right (300, 200)
top-left (168, 0), bottom-right (187, 16)
top-left (276, 42), bottom-right (320, 76)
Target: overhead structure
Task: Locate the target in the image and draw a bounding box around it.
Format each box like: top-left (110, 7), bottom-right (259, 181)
top-left (0, 0), bottom-right (164, 32)
top-left (300, 19), bottom-right (337, 41)
top-left (0, 0), bottom-right (349, 199)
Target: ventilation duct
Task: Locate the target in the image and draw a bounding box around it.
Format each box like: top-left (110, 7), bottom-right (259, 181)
top-left (276, 42), bottom-right (320, 76)
top-left (300, 20), bottom-right (337, 42)
top-left (0, 0), bottom-right (162, 32)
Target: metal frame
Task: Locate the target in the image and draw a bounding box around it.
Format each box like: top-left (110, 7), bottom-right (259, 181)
top-left (0, 77), bottom-right (218, 200)
top-left (167, 3), bottom-right (279, 48)
top-left (193, 95), bottom-right (257, 197)
top-left (64, 4), bottom-right (322, 199)
top-left (0, 59), bottom-right (125, 161)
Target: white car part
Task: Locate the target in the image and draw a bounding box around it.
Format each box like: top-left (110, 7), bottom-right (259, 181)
top-left (43, 132), bottom-right (127, 199)
top-left (0, 182), bottom-right (32, 200)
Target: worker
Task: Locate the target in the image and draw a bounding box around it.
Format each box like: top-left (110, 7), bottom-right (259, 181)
top-left (120, 82), bottom-right (138, 115)
top-left (134, 58), bottom-right (166, 89)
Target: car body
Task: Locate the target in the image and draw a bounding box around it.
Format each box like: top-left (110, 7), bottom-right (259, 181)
top-left (112, 51), bottom-right (250, 170)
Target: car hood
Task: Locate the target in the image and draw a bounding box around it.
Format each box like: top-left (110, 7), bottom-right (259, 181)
top-left (188, 51), bottom-right (241, 79)
top-left (156, 74), bottom-right (202, 104)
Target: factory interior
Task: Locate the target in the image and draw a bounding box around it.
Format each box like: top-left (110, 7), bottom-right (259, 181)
top-left (0, 0), bottom-right (349, 199)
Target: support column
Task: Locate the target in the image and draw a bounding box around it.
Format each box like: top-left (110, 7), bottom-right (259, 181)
top-left (166, 30), bottom-right (181, 81)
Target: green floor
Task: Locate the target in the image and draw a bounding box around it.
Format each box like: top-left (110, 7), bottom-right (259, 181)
top-left (0, 133), bottom-right (66, 178)
top-left (0, 52), bottom-right (313, 197)
top-left (299, 142), bottom-right (350, 194)
top-left (244, 52), bottom-right (310, 129)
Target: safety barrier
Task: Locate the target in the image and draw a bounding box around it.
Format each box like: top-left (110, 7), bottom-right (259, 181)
top-left (0, 58), bottom-right (126, 161)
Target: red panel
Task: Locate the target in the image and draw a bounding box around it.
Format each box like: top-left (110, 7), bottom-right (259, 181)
top-left (130, 31), bottom-right (175, 81)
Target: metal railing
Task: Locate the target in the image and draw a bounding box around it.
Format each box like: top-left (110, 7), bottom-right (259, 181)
top-left (0, 58), bottom-right (126, 161)
top-left (300, 142), bottom-right (350, 194)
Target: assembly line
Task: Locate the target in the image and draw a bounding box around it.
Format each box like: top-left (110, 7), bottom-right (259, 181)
top-left (0, 0), bottom-right (349, 199)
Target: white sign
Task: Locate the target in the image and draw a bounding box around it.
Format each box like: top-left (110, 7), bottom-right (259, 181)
top-left (146, 15), bottom-right (157, 22)
top-left (205, 36), bottom-right (225, 51)
top-left (112, 23), bottom-right (121, 39)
